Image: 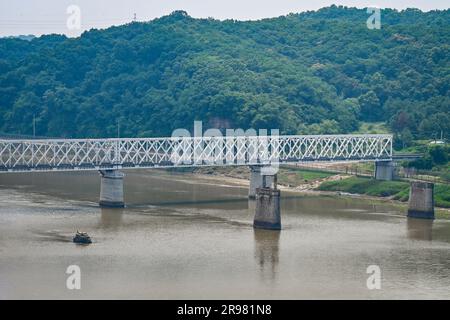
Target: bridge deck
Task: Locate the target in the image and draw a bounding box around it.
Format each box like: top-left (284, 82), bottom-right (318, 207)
top-left (0, 134), bottom-right (392, 173)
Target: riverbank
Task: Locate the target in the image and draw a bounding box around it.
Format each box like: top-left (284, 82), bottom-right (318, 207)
top-left (317, 176), bottom-right (450, 208)
top-left (188, 166), bottom-right (450, 219)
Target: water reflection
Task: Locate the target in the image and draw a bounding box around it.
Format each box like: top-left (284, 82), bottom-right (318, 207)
top-left (407, 218), bottom-right (433, 241)
top-left (254, 229), bottom-right (280, 282)
top-left (98, 207), bottom-right (124, 230)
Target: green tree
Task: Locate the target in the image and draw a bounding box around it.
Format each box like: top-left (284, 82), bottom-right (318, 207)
top-left (429, 146), bottom-right (448, 165)
top-left (358, 91), bottom-right (381, 122)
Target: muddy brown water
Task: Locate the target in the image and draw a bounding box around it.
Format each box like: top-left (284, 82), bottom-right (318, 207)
top-left (0, 170), bottom-right (449, 299)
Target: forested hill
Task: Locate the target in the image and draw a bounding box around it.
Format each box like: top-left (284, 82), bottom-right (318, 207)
top-left (0, 6), bottom-right (449, 142)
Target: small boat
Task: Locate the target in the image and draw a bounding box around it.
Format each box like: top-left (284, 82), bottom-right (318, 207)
top-left (73, 231), bottom-right (92, 244)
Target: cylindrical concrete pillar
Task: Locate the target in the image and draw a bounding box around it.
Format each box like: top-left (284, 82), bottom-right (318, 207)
top-left (407, 181), bottom-right (434, 219)
top-left (99, 170), bottom-right (125, 208)
top-left (374, 161), bottom-right (394, 181)
top-left (254, 187), bottom-right (281, 230)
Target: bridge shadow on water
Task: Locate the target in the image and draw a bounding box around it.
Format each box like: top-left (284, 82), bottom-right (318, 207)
top-left (126, 196), bottom-right (249, 208)
top-left (96, 200), bottom-right (255, 230)
top-left (124, 194), bottom-right (307, 209)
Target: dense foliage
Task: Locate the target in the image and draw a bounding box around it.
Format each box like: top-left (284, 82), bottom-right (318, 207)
top-left (406, 145), bottom-right (449, 169)
top-left (0, 6), bottom-right (449, 139)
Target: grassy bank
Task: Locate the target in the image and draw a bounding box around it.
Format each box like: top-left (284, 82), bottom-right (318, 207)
top-left (317, 176), bottom-right (450, 208)
top-left (190, 165), bottom-right (336, 187)
top-left (276, 167), bottom-right (335, 186)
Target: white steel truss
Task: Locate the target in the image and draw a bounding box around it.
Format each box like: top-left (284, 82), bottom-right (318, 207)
top-left (0, 134), bottom-right (392, 173)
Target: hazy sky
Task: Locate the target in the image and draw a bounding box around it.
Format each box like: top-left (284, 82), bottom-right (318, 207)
top-left (0, 0), bottom-right (448, 37)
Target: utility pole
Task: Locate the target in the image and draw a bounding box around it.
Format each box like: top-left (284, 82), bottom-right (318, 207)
top-left (117, 119), bottom-right (120, 138)
top-left (133, 13), bottom-right (137, 22)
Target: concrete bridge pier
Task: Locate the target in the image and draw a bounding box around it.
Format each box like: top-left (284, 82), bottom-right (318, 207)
top-left (407, 181), bottom-right (434, 219)
top-left (99, 170), bottom-right (125, 208)
top-left (374, 160), bottom-right (394, 181)
top-left (254, 187), bottom-right (281, 230)
top-left (249, 165), bottom-right (274, 199)
top-left (253, 172), bottom-right (281, 230)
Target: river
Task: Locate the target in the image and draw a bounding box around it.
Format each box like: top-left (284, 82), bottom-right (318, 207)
top-left (0, 170), bottom-right (449, 299)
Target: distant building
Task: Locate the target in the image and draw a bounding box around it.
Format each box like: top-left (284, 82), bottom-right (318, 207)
top-left (429, 140), bottom-right (445, 145)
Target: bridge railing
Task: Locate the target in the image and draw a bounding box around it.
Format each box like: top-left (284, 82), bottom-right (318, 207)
top-left (0, 134), bottom-right (392, 172)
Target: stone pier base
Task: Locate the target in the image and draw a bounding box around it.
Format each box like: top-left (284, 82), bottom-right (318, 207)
top-left (253, 187), bottom-right (281, 230)
top-left (407, 181), bottom-right (434, 219)
top-left (374, 161), bottom-right (394, 181)
top-left (99, 170), bottom-right (125, 208)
